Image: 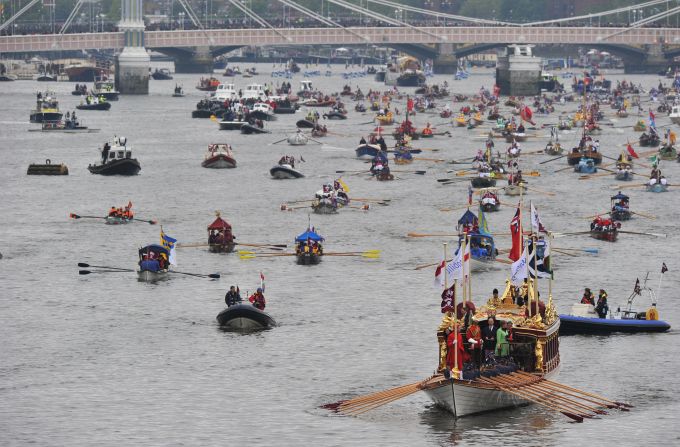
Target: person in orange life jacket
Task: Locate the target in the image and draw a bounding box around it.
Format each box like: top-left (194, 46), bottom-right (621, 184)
top-left (249, 288), bottom-right (266, 310)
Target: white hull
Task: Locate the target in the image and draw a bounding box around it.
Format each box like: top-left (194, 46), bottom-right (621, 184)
top-left (137, 269), bottom-right (169, 282)
top-left (424, 367), bottom-right (559, 417)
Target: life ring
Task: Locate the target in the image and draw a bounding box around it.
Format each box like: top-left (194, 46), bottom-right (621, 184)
top-left (45, 159), bottom-right (51, 165)
top-left (646, 307), bottom-right (659, 321)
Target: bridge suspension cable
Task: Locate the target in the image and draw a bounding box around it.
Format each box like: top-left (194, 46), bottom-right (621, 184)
top-left (176, 0), bottom-right (206, 30)
top-left (0, 0), bottom-right (41, 33)
top-left (324, 0), bottom-right (444, 41)
top-left (226, 0), bottom-right (292, 42)
top-left (275, 0), bottom-right (370, 41)
top-left (522, 0), bottom-right (669, 27)
top-left (602, 4), bottom-right (680, 41)
top-left (365, 0), bottom-right (515, 26)
top-left (59, 0), bottom-right (87, 35)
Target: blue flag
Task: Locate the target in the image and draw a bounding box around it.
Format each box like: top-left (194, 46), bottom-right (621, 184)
top-left (160, 229), bottom-right (177, 265)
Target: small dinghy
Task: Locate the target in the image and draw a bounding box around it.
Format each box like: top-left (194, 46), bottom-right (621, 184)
top-left (202, 143), bottom-right (236, 169)
top-left (77, 101), bottom-right (111, 111)
top-left (271, 156), bottom-right (304, 179)
top-left (216, 303), bottom-right (276, 330)
top-left (323, 109), bottom-right (347, 120)
top-left (296, 119), bottom-right (316, 128)
top-left (240, 123), bottom-right (270, 134)
top-left (287, 131), bottom-right (308, 146)
top-left (355, 143), bottom-right (382, 160)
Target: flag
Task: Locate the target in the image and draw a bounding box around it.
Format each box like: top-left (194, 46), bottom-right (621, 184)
top-left (530, 201), bottom-right (547, 234)
top-left (260, 271), bottom-right (265, 291)
top-left (160, 229), bottom-right (177, 265)
top-left (649, 154), bottom-right (659, 165)
top-left (337, 178), bottom-right (350, 193)
top-left (671, 131), bottom-right (677, 145)
top-left (434, 259), bottom-right (446, 288)
top-left (440, 283), bottom-right (455, 313)
top-left (520, 105), bottom-right (535, 125)
top-left (478, 204), bottom-right (491, 237)
top-left (468, 184), bottom-right (473, 206)
top-left (447, 241), bottom-right (470, 281)
top-left (661, 263), bottom-right (668, 274)
top-left (528, 238), bottom-right (552, 279)
top-left (509, 206), bottom-right (523, 261)
top-left (633, 278), bottom-right (641, 295)
top-left (127, 200), bottom-right (133, 209)
top-left (649, 110), bottom-right (656, 128)
top-left (626, 143), bottom-right (639, 159)
top-left (407, 97), bottom-right (414, 112)
top-left (510, 246), bottom-right (528, 286)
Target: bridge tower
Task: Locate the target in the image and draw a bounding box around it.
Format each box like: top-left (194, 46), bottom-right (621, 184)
top-left (115, 0), bottom-right (150, 94)
top-left (496, 45), bottom-right (541, 96)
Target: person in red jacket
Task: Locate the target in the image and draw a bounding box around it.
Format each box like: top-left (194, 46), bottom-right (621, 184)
top-left (249, 288), bottom-right (266, 311)
top-left (446, 325), bottom-right (469, 373)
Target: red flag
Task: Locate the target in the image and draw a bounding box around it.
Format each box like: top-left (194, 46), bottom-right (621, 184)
top-left (434, 259), bottom-right (446, 288)
top-left (626, 144), bottom-right (639, 159)
top-left (509, 207), bottom-right (523, 261)
top-left (520, 105), bottom-right (535, 125)
top-left (440, 283), bottom-right (455, 313)
top-left (493, 84), bottom-right (500, 97)
top-left (407, 97), bottom-right (414, 112)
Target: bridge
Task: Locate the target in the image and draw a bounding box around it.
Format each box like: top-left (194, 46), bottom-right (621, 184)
top-left (1, 0), bottom-right (678, 92)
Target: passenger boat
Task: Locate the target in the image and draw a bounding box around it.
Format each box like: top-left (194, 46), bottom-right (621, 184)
top-left (396, 69), bottom-right (426, 87)
top-left (242, 83), bottom-right (268, 101)
top-left (91, 79), bottom-right (120, 101)
top-left (76, 100), bottom-right (111, 111)
top-left (567, 149), bottom-right (602, 165)
top-left (421, 279), bottom-right (561, 417)
top-left (287, 132), bottom-right (308, 146)
top-left (137, 244), bottom-right (170, 282)
top-left (30, 92), bottom-right (62, 123)
top-left (274, 101), bottom-right (297, 114)
top-left (658, 144), bottom-right (677, 160)
top-left (610, 192), bottom-right (632, 221)
top-left (30, 116), bottom-right (95, 133)
top-left (213, 83), bottom-right (238, 101)
top-left (295, 227), bottom-right (324, 265)
top-left (355, 143), bottom-right (381, 160)
top-left (270, 159), bottom-right (304, 179)
top-left (208, 213), bottom-right (236, 253)
top-left (64, 61), bottom-right (110, 82)
top-left (589, 216), bottom-right (618, 242)
top-left (196, 77), bottom-right (220, 91)
top-left (202, 144), bottom-right (236, 169)
top-left (216, 303), bottom-right (276, 330)
top-left (240, 123), bottom-right (270, 134)
top-left (574, 157), bottom-right (597, 174)
top-left (151, 68), bottom-right (173, 80)
top-left (88, 136), bottom-right (141, 176)
top-left (250, 102), bottom-right (276, 121)
top-left (560, 275), bottom-right (670, 335)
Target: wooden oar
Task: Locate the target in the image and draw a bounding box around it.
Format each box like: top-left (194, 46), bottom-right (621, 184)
top-left (78, 262), bottom-right (131, 271)
top-left (79, 269), bottom-right (134, 275)
top-left (413, 157), bottom-right (445, 162)
top-left (237, 242), bottom-right (287, 248)
top-left (540, 154), bottom-right (567, 164)
top-left (553, 247), bottom-right (599, 254)
top-left (169, 271), bottom-right (221, 279)
top-left (352, 197), bottom-right (391, 203)
top-left (513, 376), bottom-right (621, 411)
top-left (439, 204), bottom-right (472, 212)
top-left (392, 169), bottom-right (426, 175)
top-left (554, 166), bottom-right (573, 173)
top-left (326, 381), bottom-right (424, 415)
top-left (407, 232), bottom-right (459, 238)
top-left (579, 172), bottom-right (612, 180)
top-left (270, 137), bottom-right (288, 145)
top-left (324, 252), bottom-right (381, 258)
top-left (630, 210), bottom-right (656, 219)
top-left (524, 186), bottom-right (555, 196)
top-left (618, 230), bottom-right (666, 238)
top-left (610, 183), bottom-right (646, 190)
top-left (552, 249), bottom-right (580, 257)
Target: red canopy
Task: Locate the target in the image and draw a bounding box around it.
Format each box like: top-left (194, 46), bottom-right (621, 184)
top-left (208, 216), bottom-right (231, 231)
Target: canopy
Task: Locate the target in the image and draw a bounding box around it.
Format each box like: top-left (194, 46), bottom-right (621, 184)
top-left (208, 216), bottom-right (232, 230)
top-left (611, 192), bottom-right (629, 201)
top-left (139, 244), bottom-right (169, 256)
top-left (295, 229), bottom-right (324, 242)
top-left (457, 209), bottom-right (478, 227)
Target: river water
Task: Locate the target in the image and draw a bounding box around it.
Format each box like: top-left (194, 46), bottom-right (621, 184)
top-left (1, 63), bottom-right (678, 446)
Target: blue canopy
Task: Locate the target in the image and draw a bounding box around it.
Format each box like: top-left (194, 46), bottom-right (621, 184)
top-left (457, 209), bottom-right (478, 227)
top-left (138, 244), bottom-right (170, 256)
top-left (611, 192), bottom-right (629, 201)
top-left (295, 229), bottom-right (324, 242)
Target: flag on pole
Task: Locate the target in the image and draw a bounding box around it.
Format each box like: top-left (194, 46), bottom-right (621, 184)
top-left (337, 178), bottom-right (350, 193)
top-left (649, 110), bottom-right (656, 128)
top-left (661, 263), bottom-right (668, 274)
top-left (509, 207), bottom-right (523, 261)
top-left (468, 184), bottom-right (473, 206)
top-left (434, 259), bottom-right (446, 288)
top-left (407, 97), bottom-right (414, 112)
top-left (478, 204), bottom-right (491, 237)
top-left (446, 242), bottom-right (470, 281)
top-left (626, 143), bottom-right (639, 159)
top-left (633, 278), bottom-right (641, 295)
top-left (160, 229), bottom-right (178, 265)
top-left (440, 284), bottom-right (455, 313)
top-left (520, 105), bottom-right (535, 125)
top-left (528, 238), bottom-right (552, 279)
top-left (260, 271), bottom-right (265, 292)
top-left (510, 246), bottom-right (528, 286)
top-left (530, 201), bottom-right (547, 234)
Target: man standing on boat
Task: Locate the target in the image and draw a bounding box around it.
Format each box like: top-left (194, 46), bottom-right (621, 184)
top-left (102, 142), bottom-right (111, 164)
top-left (225, 286), bottom-right (241, 307)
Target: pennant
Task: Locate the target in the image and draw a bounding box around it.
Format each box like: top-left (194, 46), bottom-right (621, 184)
top-left (626, 143), bottom-right (639, 159)
top-left (509, 206), bottom-right (523, 261)
top-left (649, 110), bottom-right (656, 128)
top-left (633, 278), bottom-right (641, 295)
top-left (260, 271), bottom-right (265, 292)
top-left (661, 263), bottom-right (668, 274)
top-left (478, 204), bottom-right (491, 237)
top-left (510, 246), bottom-right (528, 286)
top-left (530, 201), bottom-right (547, 234)
top-left (440, 283), bottom-right (455, 313)
top-left (160, 229), bottom-right (178, 266)
top-left (468, 184), bottom-right (473, 206)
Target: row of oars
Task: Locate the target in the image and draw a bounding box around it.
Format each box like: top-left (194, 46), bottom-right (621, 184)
top-left (77, 263), bottom-right (221, 279)
top-left (323, 381), bottom-right (425, 416)
top-left (239, 250), bottom-right (381, 259)
top-left (69, 213), bottom-right (158, 225)
top-left (478, 371), bottom-right (631, 422)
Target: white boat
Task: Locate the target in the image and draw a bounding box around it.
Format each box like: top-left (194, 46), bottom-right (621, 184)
top-left (242, 83), bottom-right (267, 101)
top-left (287, 131), bottom-right (308, 146)
top-left (137, 269), bottom-right (169, 282)
top-left (298, 80), bottom-right (314, 95)
top-left (202, 144), bottom-right (236, 169)
top-left (270, 163), bottom-right (304, 179)
top-left (670, 105), bottom-right (680, 125)
top-left (213, 83), bottom-right (238, 101)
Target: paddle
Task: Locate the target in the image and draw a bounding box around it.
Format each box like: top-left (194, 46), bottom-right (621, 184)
top-left (169, 271), bottom-right (221, 279)
top-left (237, 242), bottom-right (287, 248)
top-left (631, 210), bottom-right (656, 219)
top-left (352, 197), bottom-right (391, 202)
top-left (325, 252), bottom-right (381, 258)
top-left (610, 183), bottom-right (646, 190)
top-left (407, 232), bottom-right (459, 238)
top-left (78, 262), bottom-right (132, 271)
top-left (554, 166), bottom-right (573, 173)
top-left (618, 230), bottom-right (666, 238)
top-left (540, 154), bottom-right (566, 164)
top-left (79, 269), bottom-right (133, 275)
top-left (70, 213), bottom-right (157, 224)
top-left (523, 186), bottom-right (555, 196)
top-left (270, 137), bottom-right (288, 145)
top-left (413, 157), bottom-right (445, 162)
top-left (553, 247), bottom-right (599, 254)
top-left (392, 170), bottom-right (426, 175)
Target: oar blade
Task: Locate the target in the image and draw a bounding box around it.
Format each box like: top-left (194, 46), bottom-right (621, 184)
top-left (362, 253), bottom-right (381, 258)
top-left (69, 213), bottom-right (81, 219)
top-left (208, 273), bottom-right (221, 279)
top-left (78, 270), bottom-right (92, 275)
top-left (77, 262), bottom-right (90, 268)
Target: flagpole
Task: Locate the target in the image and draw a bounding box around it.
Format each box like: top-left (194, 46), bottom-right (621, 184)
top-left (657, 269), bottom-right (663, 306)
top-left (532, 234), bottom-right (539, 316)
top-left (466, 233), bottom-right (472, 309)
top-left (444, 243), bottom-right (448, 291)
top-left (454, 239), bottom-right (460, 379)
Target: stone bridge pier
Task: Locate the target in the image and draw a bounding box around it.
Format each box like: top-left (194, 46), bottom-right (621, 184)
top-left (433, 43), bottom-right (457, 74)
top-left (172, 46), bottom-right (214, 73)
top-left (115, 0), bottom-right (149, 94)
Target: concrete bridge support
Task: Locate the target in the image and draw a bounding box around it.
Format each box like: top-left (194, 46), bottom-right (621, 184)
top-left (173, 46), bottom-right (214, 73)
top-left (115, 0), bottom-right (149, 94)
top-left (495, 45), bottom-right (541, 96)
top-left (433, 43), bottom-right (457, 74)
top-left (624, 44), bottom-right (667, 74)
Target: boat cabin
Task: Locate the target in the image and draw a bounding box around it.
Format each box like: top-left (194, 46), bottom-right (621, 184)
top-left (138, 244), bottom-right (170, 272)
top-left (252, 102), bottom-right (274, 114)
top-left (208, 212), bottom-right (235, 246)
top-left (214, 83), bottom-right (238, 101)
top-left (300, 80), bottom-right (313, 92)
top-left (242, 83), bottom-right (267, 101)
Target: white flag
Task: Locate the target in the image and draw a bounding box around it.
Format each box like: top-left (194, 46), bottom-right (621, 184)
top-left (510, 246), bottom-right (528, 286)
top-left (434, 259), bottom-right (446, 288)
top-left (530, 201), bottom-right (546, 234)
top-left (447, 242), bottom-right (470, 281)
